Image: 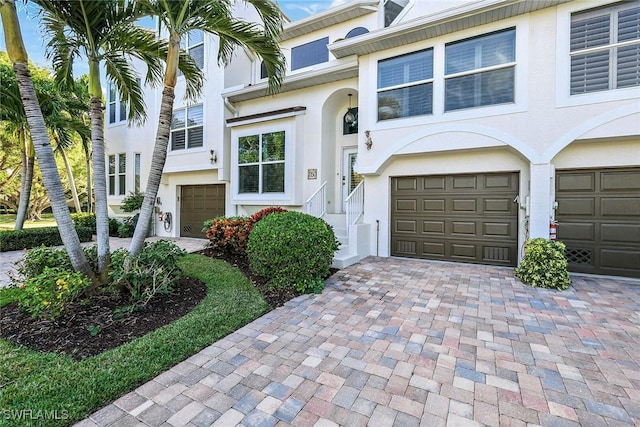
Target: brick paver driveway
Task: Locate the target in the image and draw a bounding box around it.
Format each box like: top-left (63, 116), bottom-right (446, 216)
top-left (79, 257), bottom-right (640, 427)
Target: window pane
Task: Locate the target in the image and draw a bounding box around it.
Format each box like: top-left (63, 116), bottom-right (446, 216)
top-left (263, 163), bottom-right (285, 193)
top-left (171, 109), bottom-right (186, 129)
top-left (171, 130), bottom-right (186, 150)
top-left (378, 83), bottom-right (432, 120)
top-left (187, 105), bottom-right (203, 127)
top-left (378, 49), bottom-right (433, 88)
top-left (570, 14), bottom-right (610, 51)
top-left (109, 84), bottom-right (116, 103)
top-left (445, 29), bottom-right (515, 75)
top-left (384, 0), bottom-right (409, 27)
top-left (570, 50), bottom-right (610, 94)
top-left (189, 30), bottom-right (204, 45)
top-left (109, 104), bottom-right (116, 124)
top-left (118, 175), bottom-right (126, 195)
top-left (134, 153), bottom-right (141, 193)
top-left (119, 100), bottom-right (127, 121)
top-left (618, 7), bottom-right (640, 42)
top-left (239, 165), bottom-right (259, 193)
top-left (190, 44), bottom-right (205, 69)
top-left (109, 176), bottom-right (115, 195)
top-left (291, 37), bottom-right (329, 70)
top-left (445, 68), bottom-right (514, 111)
top-left (617, 44), bottom-right (640, 88)
top-left (188, 127), bottom-right (203, 148)
top-left (108, 155), bottom-right (115, 174)
top-left (238, 135), bottom-right (259, 164)
top-left (262, 131), bottom-right (285, 162)
top-left (118, 153), bottom-right (126, 173)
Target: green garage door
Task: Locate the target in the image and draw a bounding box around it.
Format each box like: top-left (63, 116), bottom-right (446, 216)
top-left (556, 168), bottom-right (640, 278)
top-left (180, 184), bottom-right (225, 238)
top-left (391, 172), bottom-right (519, 266)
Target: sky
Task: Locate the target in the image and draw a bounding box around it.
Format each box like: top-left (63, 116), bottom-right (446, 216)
top-left (0, 0), bottom-right (347, 75)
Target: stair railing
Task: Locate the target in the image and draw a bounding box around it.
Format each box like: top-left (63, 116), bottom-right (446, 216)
top-left (305, 181), bottom-right (328, 218)
top-left (345, 180), bottom-right (364, 226)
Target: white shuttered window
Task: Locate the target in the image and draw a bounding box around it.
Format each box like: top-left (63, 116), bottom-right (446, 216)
top-left (170, 105), bottom-right (204, 150)
top-left (570, 3), bottom-right (640, 94)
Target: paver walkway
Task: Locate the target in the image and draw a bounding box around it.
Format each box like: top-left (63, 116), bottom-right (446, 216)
top-left (77, 257), bottom-right (640, 426)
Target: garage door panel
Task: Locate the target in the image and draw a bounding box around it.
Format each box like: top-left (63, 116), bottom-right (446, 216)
top-left (558, 222), bottom-right (595, 241)
top-left (557, 173), bottom-right (595, 192)
top-left (391, 172), bottom-right (518, 267)
top-left (601, 171), bottom-right (640, 191)
top-left (600, 224), bottom-right (640, 243)
top-left (556, 167), bottom-right (640, 278)
top-left (601, 198), bottom-right (640, 216)
top-left (396, 199), bottom-right (418, 212)
top-left (395, 177), bottom-right (418, 191)
top-left (556, 198), bottom-right (595, 216)
top-left (395, 220), bottom-right (417, 233)
top-left (180, 184), bottom-right (225, 238)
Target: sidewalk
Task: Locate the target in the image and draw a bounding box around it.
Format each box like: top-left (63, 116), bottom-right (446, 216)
top-left (0, 236), bottom-right (209, 288)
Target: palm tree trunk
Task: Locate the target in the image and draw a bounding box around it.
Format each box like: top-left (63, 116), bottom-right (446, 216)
top-left (14, 130), bottom-right (30, 230)
top-left (129, 86), bottom-right (175, 256)
top-left (60, 146), bottom-right (82, 213)
top-left (1, 0), bottom-right (96, 282)
top-left (85, 145), bottom-right (92, 213)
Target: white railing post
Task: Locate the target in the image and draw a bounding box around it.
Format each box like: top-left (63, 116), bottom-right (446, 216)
top-left (345, 181), bottom-right (364, 226)
top-left (305, 181), bottom-right (328, 218)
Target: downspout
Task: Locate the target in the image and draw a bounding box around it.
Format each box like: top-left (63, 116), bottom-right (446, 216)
top-left (224, 97), bottom-right (238, 117)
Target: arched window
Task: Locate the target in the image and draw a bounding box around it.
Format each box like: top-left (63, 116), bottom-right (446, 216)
top-left (345, 27), bottom-right (369, 38)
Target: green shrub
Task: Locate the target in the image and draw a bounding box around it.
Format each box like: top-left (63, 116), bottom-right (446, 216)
top-left (109, 217), bottom-right (121, 237)
top-left (204, 216), bottom-right (253, 254)
top-left (0, 226), bottom-right (92, 252)
top-left (117, 216), bottom-right (136, 238)
top-left (515, 238), bottom-right (571, 290)
top-left (110, 240), bottom-right (186, 306)
top-left (16, 267), bottom-right (92, 319)
top-left (249, 206), bottom-right (288, 224)
top-left (71, 213), bottom-right (96, 234)
top-left (13, 245), bottom-right (98, 283)
top-left (121, 191), bottom-right (145, 213)
top-left (247, 211), bottom-right (339, 294)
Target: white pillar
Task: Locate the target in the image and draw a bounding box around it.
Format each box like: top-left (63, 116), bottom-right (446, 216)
top-left (528, 163), bottom-right (554, 238)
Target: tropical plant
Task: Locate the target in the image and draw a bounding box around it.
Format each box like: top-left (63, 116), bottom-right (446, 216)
top-left (129, 0), bottom-right (286, 256)
top-left (0, 0), bottom-right (96, 281)
top-left (515, 238), bottom-right (571, 290)
top-left (35, 0), bottom-right (167, 283)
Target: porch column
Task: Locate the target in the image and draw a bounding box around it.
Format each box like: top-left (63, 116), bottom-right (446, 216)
top-left (528, 162), bottom-right (554, 238)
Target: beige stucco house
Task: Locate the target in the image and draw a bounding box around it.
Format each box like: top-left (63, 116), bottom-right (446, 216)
top-left (105, 0), bottom-right (640, 278)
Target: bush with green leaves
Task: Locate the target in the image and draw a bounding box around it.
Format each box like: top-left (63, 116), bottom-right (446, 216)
top-left (71, 213), bottom-right (96, 234)
top-left (110, 240), bottom-right (186, 306)
top-left (0, 226), bottom-right (92, 251)
top-left (247, 211), bottom-right (339, 294)
top-left (117, 215), bottom-right (137, 238)
top-left (515, 238), bottom-right (571, 290)
top-left (15, 267), bottom-right (92, 319)
top-left (109, 217), bottom-right (121, 236)
top-left (12, 244), bottom-right (98, 283)
top-left (121, 191), bottom-right (145, 213)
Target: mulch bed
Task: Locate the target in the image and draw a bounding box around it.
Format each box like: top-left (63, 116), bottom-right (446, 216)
top-left (0, 249), bottom-right (334, 360)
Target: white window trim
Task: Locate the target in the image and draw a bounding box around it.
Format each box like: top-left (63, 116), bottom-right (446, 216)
top-left (383, 0), bottom-right (414, 27)
top-left (107, 83), bottom-right (127, 126)
top-left (178, 30), bottom-right (205, 79)
top-left (556, 0), bottom-right (640, 108)
top-left (107, 153), bottom-right (127, 196)
top-left (170, 104), bottom-right (205, 152)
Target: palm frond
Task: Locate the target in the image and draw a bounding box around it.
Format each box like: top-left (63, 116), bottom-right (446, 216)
top-left (103, 53), bottom-right (146, 125)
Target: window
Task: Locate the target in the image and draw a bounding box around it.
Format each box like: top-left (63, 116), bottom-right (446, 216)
top-left (107, 83), bottom-right (127, 124)
top-left (291, 37), bottom-right (329, 70)
top-left (384, 0), bottom-right (409, 27)
top-left (346, 27), bottom-right (369, 38)
top-left (377, 49), bottom-right (433, 121)
top-left (445, 28), bottom-right (516, 111)
top-left (181, 30), bottom-right (204, 72)
top-left (570, 3), bottom-right (640, 94)
top-left (108, 153), bottom-right (126, 196)
top-left (134, 153), bottom-right (141, 193)
top-left (238, 131), bottom-right (285, 194)
top-left (170, 105), bottom-right (204, 150)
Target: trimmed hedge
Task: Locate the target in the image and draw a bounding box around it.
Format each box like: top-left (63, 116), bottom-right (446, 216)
top-left (0, 226), bottom-right (93, 252)
top-left (71, 213), bottom-right (96, 234)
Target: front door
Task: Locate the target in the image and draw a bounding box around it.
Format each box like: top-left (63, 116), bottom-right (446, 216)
top-left (342, 147), bottom-right (362, 212)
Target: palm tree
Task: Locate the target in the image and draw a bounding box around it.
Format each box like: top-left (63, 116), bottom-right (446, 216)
top-left (0, 0), bottom-right (96, 281)
top-left (129, 0), bottom-right (286, 256)
top-left (35, 0), bottom-right (167, 282)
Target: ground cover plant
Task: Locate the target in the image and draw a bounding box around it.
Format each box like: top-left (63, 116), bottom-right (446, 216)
top-left (0, 254), bottom-right (269, 427)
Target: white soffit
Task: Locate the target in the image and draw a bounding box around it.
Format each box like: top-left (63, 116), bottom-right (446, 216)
top-left (281, 0), bottom-right (379, 41)
top-left (330, 0), bottom-right (571, 58)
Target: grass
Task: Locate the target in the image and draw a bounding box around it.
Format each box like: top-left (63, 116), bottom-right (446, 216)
top-left (0, 214), bottom-right (57, 230)
top-left (0, 254), bottom-right (270, 427)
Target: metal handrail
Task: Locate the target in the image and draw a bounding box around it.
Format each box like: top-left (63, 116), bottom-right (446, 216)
top-left (305, 181), bottom-right (328, 218)
top-left (345, 180), bottom-right (364, 226)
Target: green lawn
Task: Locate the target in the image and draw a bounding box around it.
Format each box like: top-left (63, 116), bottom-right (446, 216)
top-left (0, 254), bottom-right (269, 427)
top-left (0, 214), bottom-right (57, 230)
